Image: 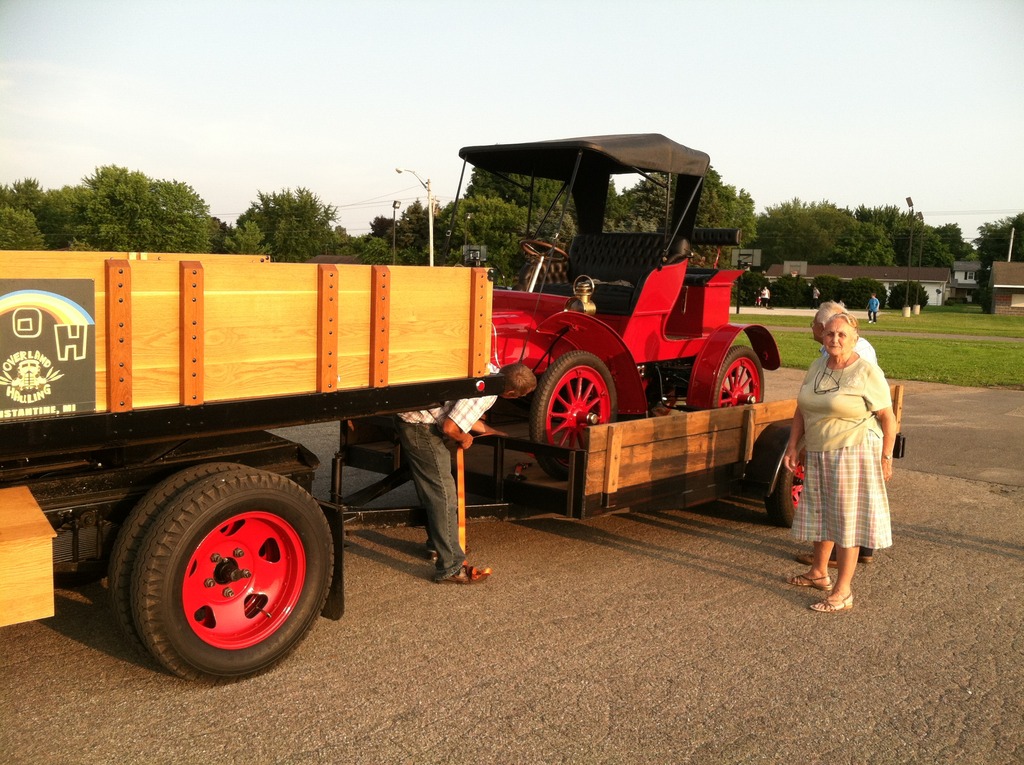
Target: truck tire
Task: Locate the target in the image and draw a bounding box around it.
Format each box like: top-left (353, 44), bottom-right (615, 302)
top-left (713, 346), bottom-right (764, 408)
top-left (530, 350), bottom-right (617, 480)
top-left (765, 463), bottom-right (802, 527)
top-left (131, 469), bottom-right (333, 681)
top-left (108, 462), bottom-right (245, 657)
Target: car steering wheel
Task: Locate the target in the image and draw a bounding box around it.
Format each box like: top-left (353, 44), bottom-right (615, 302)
top-left (520, 239), bottom-right (568, 262)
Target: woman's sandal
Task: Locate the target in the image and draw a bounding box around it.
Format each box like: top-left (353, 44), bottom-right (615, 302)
top-left (810, 593), bottom-right (854, 613)
top-left (787, 572), bottom-right (832, 591)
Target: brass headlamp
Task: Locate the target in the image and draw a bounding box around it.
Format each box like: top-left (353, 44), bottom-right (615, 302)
top-left (564, 275), bottom-right (596, 315)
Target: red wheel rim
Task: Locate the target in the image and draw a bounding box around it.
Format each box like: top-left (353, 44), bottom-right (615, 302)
top-left (182, 511), bottom-right (306, 650)
top-left (544, 366), bottom-right (612, 449)
top-left (718, 357), bottom-right (762, 406)
top-left (792, 464), bottom-right (805, 509)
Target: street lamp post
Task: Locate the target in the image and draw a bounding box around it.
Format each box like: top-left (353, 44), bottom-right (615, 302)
top-left (396, 168), bottom-right (434, 267)
top-left (391, 200), bottom-right (400, 265)
top-left (913, 211), bottom-right (924, 314)
top-left (903, 197), bottom-right (914, 318)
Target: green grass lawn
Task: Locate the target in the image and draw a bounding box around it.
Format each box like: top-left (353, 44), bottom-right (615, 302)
top-left (747, 310), bottom-right (1024, 338)
top-left (769, 332), bottom-right (1024, 388)
top-left (739, 306), bottom-right (1024, 389)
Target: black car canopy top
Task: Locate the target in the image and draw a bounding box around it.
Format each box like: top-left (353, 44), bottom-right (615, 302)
top-left (456, 134), bottom-right (711, 238)
top-left (458, 134), bottom-right (710, 181)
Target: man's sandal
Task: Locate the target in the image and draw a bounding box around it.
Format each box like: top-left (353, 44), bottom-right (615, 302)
top-left (435, 564), bottom-right (492, 585)
top-left (810, 594), bottom-right (854, 613)
top-left (787, 572), bottom-right (832, 591)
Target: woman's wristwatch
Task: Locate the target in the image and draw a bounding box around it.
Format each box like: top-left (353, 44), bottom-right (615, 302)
top-left (882, 455), bottom-right (893, 461)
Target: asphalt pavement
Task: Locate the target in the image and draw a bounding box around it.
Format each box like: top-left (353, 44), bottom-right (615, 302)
top-left (1, 369), bottom-right (1022, 764)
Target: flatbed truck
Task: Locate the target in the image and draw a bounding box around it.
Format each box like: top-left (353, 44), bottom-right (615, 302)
top-left (0, 249), bottom-right (904, 683)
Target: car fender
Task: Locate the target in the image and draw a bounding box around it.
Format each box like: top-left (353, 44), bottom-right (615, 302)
top-left (686, 323), bottom-right (781, 409)
top-left (534, 312), bottom-right (647, 414)
top-left (741, 421), bottom-right (792, 497)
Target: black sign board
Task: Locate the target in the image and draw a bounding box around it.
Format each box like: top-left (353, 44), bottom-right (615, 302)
top-left (0, 279), bottom-right (97, 420)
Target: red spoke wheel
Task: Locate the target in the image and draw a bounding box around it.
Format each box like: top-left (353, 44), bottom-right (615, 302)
top-left (713, 346), bottom-right (764, 408)
top-left (529, 350), bottom-right (617, 480)
top-left (131, 470), bottom-right (332, 681)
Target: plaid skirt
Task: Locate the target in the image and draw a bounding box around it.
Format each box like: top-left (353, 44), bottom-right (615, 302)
top-left (791, 432), bottom-right (892, 549)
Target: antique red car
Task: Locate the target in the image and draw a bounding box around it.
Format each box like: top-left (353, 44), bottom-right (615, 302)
top-left (449, 134), bottom-right (780, 477)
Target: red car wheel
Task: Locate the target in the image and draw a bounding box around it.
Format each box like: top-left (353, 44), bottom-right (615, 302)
top-left (132, 470), bottom-right (332, 680)
top-left (182, 510), bottom-right (306, 650)
top-left (714, 346), bottom-right (764, 407)
top-left (529, 350), bottom-right (617, 480)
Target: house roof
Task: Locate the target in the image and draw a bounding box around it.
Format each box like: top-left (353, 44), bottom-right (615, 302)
top-left (991, 260), bottom-right (1024, 288)
top-left (953, 260), bottom-right (981, 270)
top-left (764, 264), bottom-right (950, 283)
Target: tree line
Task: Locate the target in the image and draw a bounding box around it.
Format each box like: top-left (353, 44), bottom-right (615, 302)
top-left (1, 164), bottom-right (1019, 310)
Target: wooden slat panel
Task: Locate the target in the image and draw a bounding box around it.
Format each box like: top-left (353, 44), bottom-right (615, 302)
top-left (179, 261), bottom-right (204, 405)
top-left (586, 408), bottom-right (744, 452)
top-left (587, 399), bottom-right (799, 454)
top-left (1, 255), bottom-right (495, 408)
top-left (0, 487), bottom-right (56, 627)
top-left (468, 267), bottom-right (492, 376)
top-left (386, 267), bottom-right (474, 383)
top-left (602, 426), bottom-right (623, 495)
top-left (0, 254), bottom-right (112, 411)
top-left (370, 266), bottom-right (391, 387)
top-left (120, 261), bottom-right (178, 408)
top-left (0, 251), bottom-right (268, 267)
top-left (104, 260), bottom-right (133, 412)
top-left (890, 384), bottom-right (904, 429)
top-left (752, 399), bottom-right (798, 424)
top-left (337, 267), bottom-right (372, 391)
top-left (202, 261), bottom-right (317, 401)
top-left (317, 265), bottom-right (340, 392)
top-left (586, 430), bottom-right (745, 495)
top-left (742, 408), bottom-right (757, 462)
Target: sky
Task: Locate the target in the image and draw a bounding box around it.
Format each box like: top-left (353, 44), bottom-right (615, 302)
top-left (1, 0), bottom-right (1021, 243)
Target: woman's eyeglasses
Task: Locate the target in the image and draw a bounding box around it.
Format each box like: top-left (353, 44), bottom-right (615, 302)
top-left (814, 366), bottom-right (844, 394)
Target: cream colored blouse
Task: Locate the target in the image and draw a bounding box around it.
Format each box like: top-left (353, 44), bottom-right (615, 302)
top-left (797, 355), bottom-right (892, 452)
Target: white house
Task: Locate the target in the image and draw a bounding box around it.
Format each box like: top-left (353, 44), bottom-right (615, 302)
top-left (764, 262), bottom-right (951, 306)
top-left (950, 260), bottom-right (982, 303)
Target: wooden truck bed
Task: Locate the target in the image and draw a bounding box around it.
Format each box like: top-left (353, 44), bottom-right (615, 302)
top-left (1, 251), bottom-right (492, 418)
top-left (0, 251), bottom-right (498, 628)
top-left (344, 385), bottom-right (905, 524)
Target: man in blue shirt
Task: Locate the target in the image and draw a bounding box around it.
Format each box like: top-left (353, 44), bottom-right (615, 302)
top-left (867, 293), bottom-right (880, 324)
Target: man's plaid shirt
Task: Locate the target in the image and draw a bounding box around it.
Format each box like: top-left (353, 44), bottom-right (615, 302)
top-left (397, 364), bottom-right (500, 434)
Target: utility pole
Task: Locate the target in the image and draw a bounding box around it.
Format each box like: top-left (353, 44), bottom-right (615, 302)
top-left (903, 197), bottom-right (914, 317)
top-left (391, 200), bottom-right (400, 265)
top-left (396, 168), bottom-right (434, 267)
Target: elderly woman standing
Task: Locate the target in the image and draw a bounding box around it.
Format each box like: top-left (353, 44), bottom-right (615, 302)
top-left (784, 312), bottom-right (897, 612)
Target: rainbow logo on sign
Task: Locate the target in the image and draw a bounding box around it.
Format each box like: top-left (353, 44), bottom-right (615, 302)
top-left (0, 289), bottom-right (95, 327)
top-left (1, 279), bottom-right (97, 419)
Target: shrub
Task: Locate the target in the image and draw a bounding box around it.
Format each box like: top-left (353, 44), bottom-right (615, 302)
top-left (738, 271), bottom-right (768, 305)
top-left (891, 281), bottom-right (930, 309)
top-left (811, 275), bottom-right (843, 305)
top-left (772, 274), bottom-right (809, 308)
top-left (841, 277), bottom-right (887, 310)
